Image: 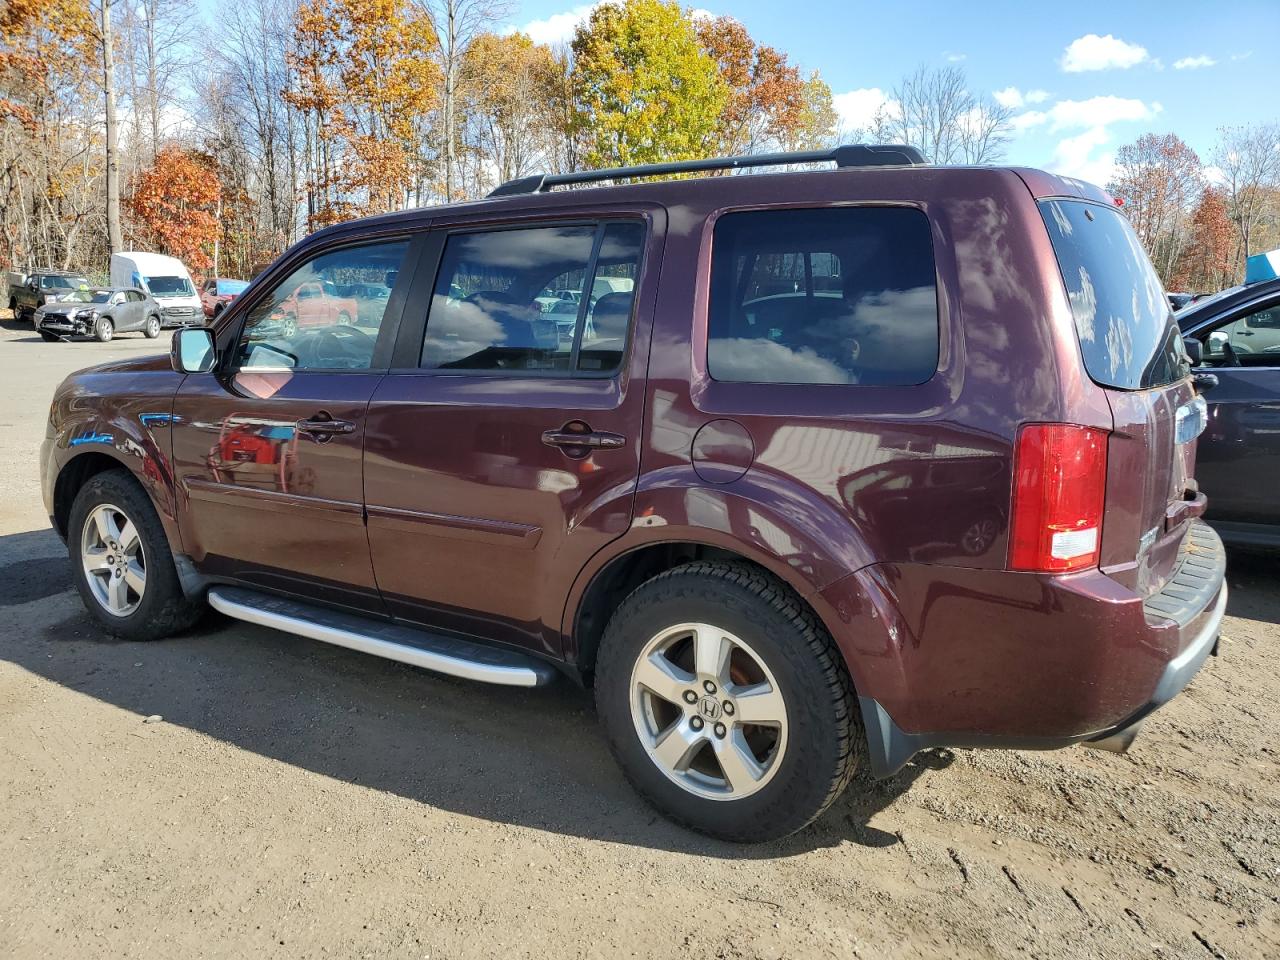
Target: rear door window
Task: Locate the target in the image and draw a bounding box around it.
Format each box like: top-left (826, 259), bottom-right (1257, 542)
top-left (1040, 199), bottom-right (1188, 390)
top-left (707, 207), bottom-right (939, 385)
top-left (421, 220), bottom-right (644, 375)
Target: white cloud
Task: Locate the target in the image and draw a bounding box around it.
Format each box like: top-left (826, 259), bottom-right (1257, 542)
top-left (516, 3), bottom-right (600, 45)
top-left (1051, 126), bottom-right (1116, 185)
top-left (1173, 55), bottom-right (1216, 70)
top-left (1231, 51), bottom-right (1253, 61)
top-left (993, 86), bottom-right (1051, 109)
top-left (833, 87), bottom-right (893, 132)
top-left (944, 52), bottom-right (967, 62)
top-left (1011, 109), bottom-right (1049, 132)
top-left (1060, 34), bottom-right (1149, 72)
top-left (1047, 95), bottom-right (1159, 131)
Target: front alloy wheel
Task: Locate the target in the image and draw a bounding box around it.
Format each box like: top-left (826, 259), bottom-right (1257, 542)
top-left (631, 622), bottom-right (787, 800)
top-left (80, 503), bottom-right (146, 616)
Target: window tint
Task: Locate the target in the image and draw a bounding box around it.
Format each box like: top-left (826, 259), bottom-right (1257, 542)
top-left (422, 221), bottom-right (644, 374)
top-left (1040, 199), bottom-right (1188, 390)
top-left (234, 239), bottom-right (408, 371)
top-left (707, 208), bottom-right (939, 385)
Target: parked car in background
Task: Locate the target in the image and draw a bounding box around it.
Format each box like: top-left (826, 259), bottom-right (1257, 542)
top-left (1177, 249), bottom-right (1280, 548)
top-left (200, 278), bottom-right (249, 318)
top-left (109, 252), bottom-right (203, 328)
top-left (266, 278), bottom-right (359, 338)
top-left (35, 287), bottom-right (162, 342)
top-left (41, 145), bottom-right (1225, 843)
top-left (9, 270), bottom-right (91, 323)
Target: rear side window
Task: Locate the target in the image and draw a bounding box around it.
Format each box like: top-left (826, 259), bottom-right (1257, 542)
top-left (1040, 199), bottom-right (1188, 390)
top-left (421, 221), bottom-right (644, 375)
top-left (708, 207), bottom-right (939, 385)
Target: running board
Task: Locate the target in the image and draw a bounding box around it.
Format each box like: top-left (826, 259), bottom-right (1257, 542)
top-left (207, 586), bottom-right (557, 687)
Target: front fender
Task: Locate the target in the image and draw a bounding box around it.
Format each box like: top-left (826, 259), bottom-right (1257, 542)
top-left (45, 365), bottom-right (183, 551)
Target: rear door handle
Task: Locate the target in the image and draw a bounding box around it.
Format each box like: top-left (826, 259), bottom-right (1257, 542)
top-left (542, 422), bottom-right (627, 456)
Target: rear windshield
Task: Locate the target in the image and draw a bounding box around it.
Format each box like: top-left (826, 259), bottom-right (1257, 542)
top-left (1040, 199), bottom-right (1187, 390)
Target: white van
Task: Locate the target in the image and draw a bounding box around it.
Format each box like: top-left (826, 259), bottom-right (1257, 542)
top-left (109, 252), bottom-right (203, 327)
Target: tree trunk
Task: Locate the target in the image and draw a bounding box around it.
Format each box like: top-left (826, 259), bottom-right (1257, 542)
top-left (102, 0), bottom-right (123, 256)
top-left (443, 1), bottom-right (458, 201)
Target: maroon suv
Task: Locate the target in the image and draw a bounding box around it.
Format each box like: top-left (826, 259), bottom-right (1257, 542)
top-left (41, 145), bottom-right (1226, 842)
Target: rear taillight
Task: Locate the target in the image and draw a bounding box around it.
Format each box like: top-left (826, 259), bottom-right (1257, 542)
top-left (1009, 423), bottom-right (1109, 573)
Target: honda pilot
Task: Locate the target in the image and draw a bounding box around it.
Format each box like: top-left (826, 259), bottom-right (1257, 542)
top-left (41, 145), bottom-right (1226, 842)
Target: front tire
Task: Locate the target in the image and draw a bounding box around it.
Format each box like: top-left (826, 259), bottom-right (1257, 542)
top-left (143, 314), bottom-right (161, 338)
top-left (68, 470), bottom-right (204, 641)
top-left (595, 562), bottom-right (863, 842)
top-left (94, 316), bottom-right (114, 342)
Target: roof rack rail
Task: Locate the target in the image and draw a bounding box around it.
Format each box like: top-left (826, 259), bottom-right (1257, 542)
top-left (486, 143), bottom-right (926, 198)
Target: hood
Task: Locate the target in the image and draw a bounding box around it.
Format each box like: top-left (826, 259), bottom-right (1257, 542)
top-left (76, 354), bottom-right (174, 376)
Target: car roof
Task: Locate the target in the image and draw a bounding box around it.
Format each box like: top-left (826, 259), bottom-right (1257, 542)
top-left (1176, 277), bottom-right (1280, 331)
top-left (301, 163), bottom-right (1114, 246)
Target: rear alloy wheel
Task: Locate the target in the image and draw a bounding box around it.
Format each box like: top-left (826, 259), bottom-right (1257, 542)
top-left (144, 315), bottom-right (161, 338)
top-left (337, 310), bottom-right (353, 326)
top-left (94, 316), bottom-right (114, 342)
top-left (630, 622), bottom-right (788, 800)
top-left (68, 470), bottom-right (204, 640)
top-left (596, 562), bottom-right (864, 842)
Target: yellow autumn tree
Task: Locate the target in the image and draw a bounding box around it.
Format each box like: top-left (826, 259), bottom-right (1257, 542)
top-left (285, 0), bottom-right (441, 229)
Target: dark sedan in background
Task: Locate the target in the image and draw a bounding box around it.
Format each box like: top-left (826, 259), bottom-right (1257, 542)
top-left (1178, 251), bottom-right (1280, 548)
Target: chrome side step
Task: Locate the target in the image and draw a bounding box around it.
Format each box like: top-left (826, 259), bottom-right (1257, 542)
top-left (207, 586), bottom-right (557, 687)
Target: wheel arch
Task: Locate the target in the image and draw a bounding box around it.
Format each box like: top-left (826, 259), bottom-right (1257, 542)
top-left (566, 534), bottom-right (835, 684)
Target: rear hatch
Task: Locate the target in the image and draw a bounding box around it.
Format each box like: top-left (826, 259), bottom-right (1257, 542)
top-left (1039, 198), bottom-right (1202, 596)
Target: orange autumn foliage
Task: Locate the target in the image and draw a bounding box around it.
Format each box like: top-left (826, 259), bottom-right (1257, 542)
top-left (126, 147), bottom-right (222, 270)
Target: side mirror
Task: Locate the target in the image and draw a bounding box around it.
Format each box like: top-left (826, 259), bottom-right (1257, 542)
top-left (171, 327), bottom-right (216, 374)
top-left (1182, 336), bottom-right (1203, 367)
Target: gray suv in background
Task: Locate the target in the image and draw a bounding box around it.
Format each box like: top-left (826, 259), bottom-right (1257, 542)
top-left (35, 287), bottom-right (163, 342)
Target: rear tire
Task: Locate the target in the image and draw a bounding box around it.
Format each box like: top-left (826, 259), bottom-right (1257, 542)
top-left (94, 316), bottom-right (114, 342)
top-left (143, 314), bottom-right (161, 338)
top-left (68, 470), bottom-right (204, 641)
top-left (595, 561), bottom-right (863, 843)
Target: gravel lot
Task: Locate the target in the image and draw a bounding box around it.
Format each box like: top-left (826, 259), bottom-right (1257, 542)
top-left (0, 313), bottom-right (1276, 959)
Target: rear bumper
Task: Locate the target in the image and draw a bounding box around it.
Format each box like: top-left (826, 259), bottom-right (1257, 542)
top-left (822, 520), bottom-right (1228, 777)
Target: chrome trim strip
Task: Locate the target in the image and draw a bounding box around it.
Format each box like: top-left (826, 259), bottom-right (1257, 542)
top-left (1151, 583), bottom-right (1227, 704)
top-left (207, 587), bottom-right (543, 687)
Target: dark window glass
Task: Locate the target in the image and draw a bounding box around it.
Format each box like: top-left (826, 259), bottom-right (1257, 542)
top-left (422, 221), bottom-right (644, 374)
top-left (708, 208), bottom-right (939, 385)
top-left (1040, 199), bottom-right (1189, 390)
top-left (234, 239), bottom-right (408, 371)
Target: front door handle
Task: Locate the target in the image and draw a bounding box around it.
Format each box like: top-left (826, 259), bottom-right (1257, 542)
top-left (297, 414), bottom-right (355, 442)
top-left (542, 421), bottom-right (626, 457)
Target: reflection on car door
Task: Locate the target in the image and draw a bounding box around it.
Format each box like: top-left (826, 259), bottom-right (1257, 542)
top-left (170, 237), bottom-right (415, 612)
top-left (362, 214), bottom-right (662, 655)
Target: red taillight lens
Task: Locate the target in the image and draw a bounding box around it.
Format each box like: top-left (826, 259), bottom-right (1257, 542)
top-left (1009, 423), bottom-right (1109, 573)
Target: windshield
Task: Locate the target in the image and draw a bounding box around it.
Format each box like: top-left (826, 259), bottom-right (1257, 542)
top-left (43, 276), bottom-right (88, 290)
top-left (146, 274), bottom-right (194, 296)
top-left (217, 279), bottom-right (248, 296)
top-left (64, 289), bottom-right (113, 304)
top-left (1039, 199), bottom-right (1188, 390)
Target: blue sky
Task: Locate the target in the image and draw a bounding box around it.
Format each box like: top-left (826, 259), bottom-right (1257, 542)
top-left (507, 0), bottom-right (1280, 185)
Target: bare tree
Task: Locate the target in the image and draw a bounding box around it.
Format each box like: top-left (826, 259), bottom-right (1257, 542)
top-left (1109, 133), bottom-right (1203, 284)
top-left (418, 0), bottom-right (511, 201)
top-left (868, 65), bottom-right (1012, 164)
top-left (1214, 123), bottom-right (1280, 264)
top-left (99, 0), bottom-right (123, 254)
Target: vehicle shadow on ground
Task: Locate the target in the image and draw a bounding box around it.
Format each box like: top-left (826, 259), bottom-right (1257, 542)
top-left (0, 527), bottom-right (935, 858)
top-left (1, 313), bottom-right (41, 341)
top-left (1225, 548), bottom-right (1280, 625)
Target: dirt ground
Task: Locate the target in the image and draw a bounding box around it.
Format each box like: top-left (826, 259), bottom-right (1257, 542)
top-left (0, 313), bottom-right (1276, 960)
